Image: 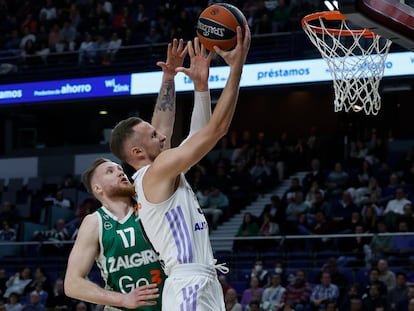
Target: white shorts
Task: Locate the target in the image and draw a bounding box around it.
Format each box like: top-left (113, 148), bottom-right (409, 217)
top-left (162, 263), bottom-right (225, 311)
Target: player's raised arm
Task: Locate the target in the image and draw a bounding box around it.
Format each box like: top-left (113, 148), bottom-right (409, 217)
top-left (151, 38), bottom-right (187, 150)
top-left (178, 37), bottom-right (214, 145)
top-left (144, 24), bottom-right (251, 200)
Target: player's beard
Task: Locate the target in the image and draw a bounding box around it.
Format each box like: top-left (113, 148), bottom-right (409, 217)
top-left (109, 183), bottom-right (136, 198)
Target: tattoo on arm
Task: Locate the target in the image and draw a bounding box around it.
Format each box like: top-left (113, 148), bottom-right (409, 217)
top-left (155, 79), bottom-right (175, 112)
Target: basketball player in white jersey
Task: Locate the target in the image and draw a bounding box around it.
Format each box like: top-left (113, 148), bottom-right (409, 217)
top-left (64, 37), bottom-right (214, 311)
top-left (110, 25), bottom-right (251, 311)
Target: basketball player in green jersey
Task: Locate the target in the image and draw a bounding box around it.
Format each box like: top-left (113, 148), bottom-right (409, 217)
top-left (64, 37), bottom-right (214, 310)
top-left (66, 157), bottom-right (162, 310)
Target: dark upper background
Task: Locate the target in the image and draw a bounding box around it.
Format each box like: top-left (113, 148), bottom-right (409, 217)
top-left (0, 0), bottom-right (412, 158)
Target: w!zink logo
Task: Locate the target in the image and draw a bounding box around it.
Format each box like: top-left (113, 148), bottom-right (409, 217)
top-left (104, 79), bottom-right (129, 93)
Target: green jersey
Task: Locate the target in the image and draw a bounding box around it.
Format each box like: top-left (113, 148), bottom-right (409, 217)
top-left (96, 206), bottom-right (165, 311)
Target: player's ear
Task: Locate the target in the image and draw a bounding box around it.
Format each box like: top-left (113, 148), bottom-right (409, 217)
top-left (131, 146), bottom-right (143, 155)
top-left (93, 183), bottom-right (101, 193)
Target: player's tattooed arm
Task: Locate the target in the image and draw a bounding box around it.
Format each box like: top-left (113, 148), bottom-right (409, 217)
top-left (154, 79), bottom-right (175, 113)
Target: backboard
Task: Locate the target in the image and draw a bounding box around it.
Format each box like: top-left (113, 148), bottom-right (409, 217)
top-left (339, 0), bottom-right (414, 50)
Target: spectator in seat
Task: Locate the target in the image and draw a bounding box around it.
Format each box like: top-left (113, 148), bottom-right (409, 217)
top-left (233, 212), bottom-right (259, 252)
top-left (21, 39), bottom-right (36, 64)
top-left (272, 261), bottom-right (289, 287)
top-left (310, 271), bottom-right (339, 311)
top-left (258, 211), bottom-right (280, 250)
top-left (102, 32), bottom-right (122, 65)
top-left (337, 224), bottom-right (372, 268)
top-left (19, 13), bottom-right (38, 34)
top-left (325, 162), bottom-right (350, 200)
top-left (383, 187), bottom-right (412, 231)
top-left (283, 269), bottom-right (312, 311)
top-left (19, 26), bottom-right (36, 50)
top-left (387, 272), bottom-right (409, 311)
top-left (377, 258), bottom-right (396, 291)
top-left (24, 267), bottom-right (52, 300)
top-left (0, 220), bottom-right (16, 241)
top-left (282, 177), bottom-right (304, 206)
top-left (249, 259), bottom-right (270, 288)
top-left (0, 201), bottom-right (20, 228)
top-left (396, 284), bottom-right (414, 311)
top-left (262, 273), bottom-right (286, 311)
top-left (339, 283), bottom-right (362, 311)
top-left (78, 33), bottom-right (97, 65)
top-left (354, 177), bottom-right (382, 208)
top-left (59, 20), bottom-right (77, 52)
top-left (218, 274), bottom-right (233, 297)
top-left (308, 187), bottom-right (331, 219)
top-left (245, 300), bottom-right (261, 311)
top-left (240, 277), bottom-right (264, 311)
top-left (361, 268), bottom-right (387, 299)
top-left (39, 0), bottom-right (57, 26)
top-left (388, 220), bottom-right (414, 264)
top-left (32, 218), bottom-right (70, 256)
top-left (46, 277), bottom-right (72, 311)
top-left (25, 283), bottom-right (48, 307)
top-left (202, 186), bottom-right (229, 230)
top-left (48, 23), bottom-right (63, 53)
top-left (361, 283), bottom-right (387, 311)
top-left (361, 204), bottom-right (379, 233)
top-left (329, 190), bottom-right (359, 234)
top-left (22, 291), bottom-right (45, 311)
top-left (399, 203), bottom-right (414, 231)
top-left (66, 197), bottom-right (100, 240)
top-left (320, 257), bottom-right (349, 306)
top-left (259, 195), bottom-right (284, 225)
top-left (297, 210), bottom-right (334, 252)
top-left (284, 191), bottom-right (309, 235)
top-left (144, 27), bottom-right (161, 44)
top-left (224, 288), bottom-right (242, 311)
top-left (249, 155), bottom-right (272, 194)
top-left (3, 268), bottom-right (32, 299)
top-left (302, 158), bottom-right (326, 195)
top-left (304, 181), bottom-right (324, 209)
top-left (5, 292), bottom-right (24, 311)
top-left (381, 173), bottom-right (403, 202)
top-left (44, 189), bottom-right (72, 209)
top-left (272, 0), bottom-right (291, 32)
top-left (369, 218), bottom-right (392, 263)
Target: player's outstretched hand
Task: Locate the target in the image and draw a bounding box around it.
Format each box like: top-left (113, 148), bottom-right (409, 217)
top-left (176, 37), bottom-right (214, 92)
top-left (122, 283), bottom-right (159, 309)
top-left (157, 38), bottom-right (188, 78)
top-left (214, 24), bottom-right (250, 70)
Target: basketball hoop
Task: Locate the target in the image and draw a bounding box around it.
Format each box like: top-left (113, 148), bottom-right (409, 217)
top-left (301, 11), bottom-right (392, 115)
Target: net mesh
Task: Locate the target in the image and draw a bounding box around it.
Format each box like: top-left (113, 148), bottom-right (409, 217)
top-left (302, 11), bottom-right (392, 115)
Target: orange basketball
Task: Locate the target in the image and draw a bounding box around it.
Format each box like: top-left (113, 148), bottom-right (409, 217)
top-left (196, 3), bottom-right (246, 52)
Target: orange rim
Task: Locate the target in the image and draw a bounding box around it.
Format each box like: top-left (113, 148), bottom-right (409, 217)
top-left (301, 10), bottom-right (377, 38)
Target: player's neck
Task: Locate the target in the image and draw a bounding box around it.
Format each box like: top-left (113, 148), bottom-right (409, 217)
top-left (103, 198), bottom-right (131, 218)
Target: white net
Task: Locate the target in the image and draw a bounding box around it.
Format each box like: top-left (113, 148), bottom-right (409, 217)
top-left (302, 11), bottom-right (392, 115)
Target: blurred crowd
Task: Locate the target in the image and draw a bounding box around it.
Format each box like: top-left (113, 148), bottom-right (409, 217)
top-left (2, 123), bottom-right (414, 310)
top-left (220, 256), bottom-right (414, 311)
top-left (0, 0), bottom-right (325, 67)
top-left (0, 266), bottom-right (101, 311)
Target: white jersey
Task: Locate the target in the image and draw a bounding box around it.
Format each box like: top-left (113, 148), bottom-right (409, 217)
top-left (133, 165), bottom-right (216, 276)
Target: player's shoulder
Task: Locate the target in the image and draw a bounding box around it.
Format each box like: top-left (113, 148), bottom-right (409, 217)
top-left (79, 212), bottom-right (100, 231)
